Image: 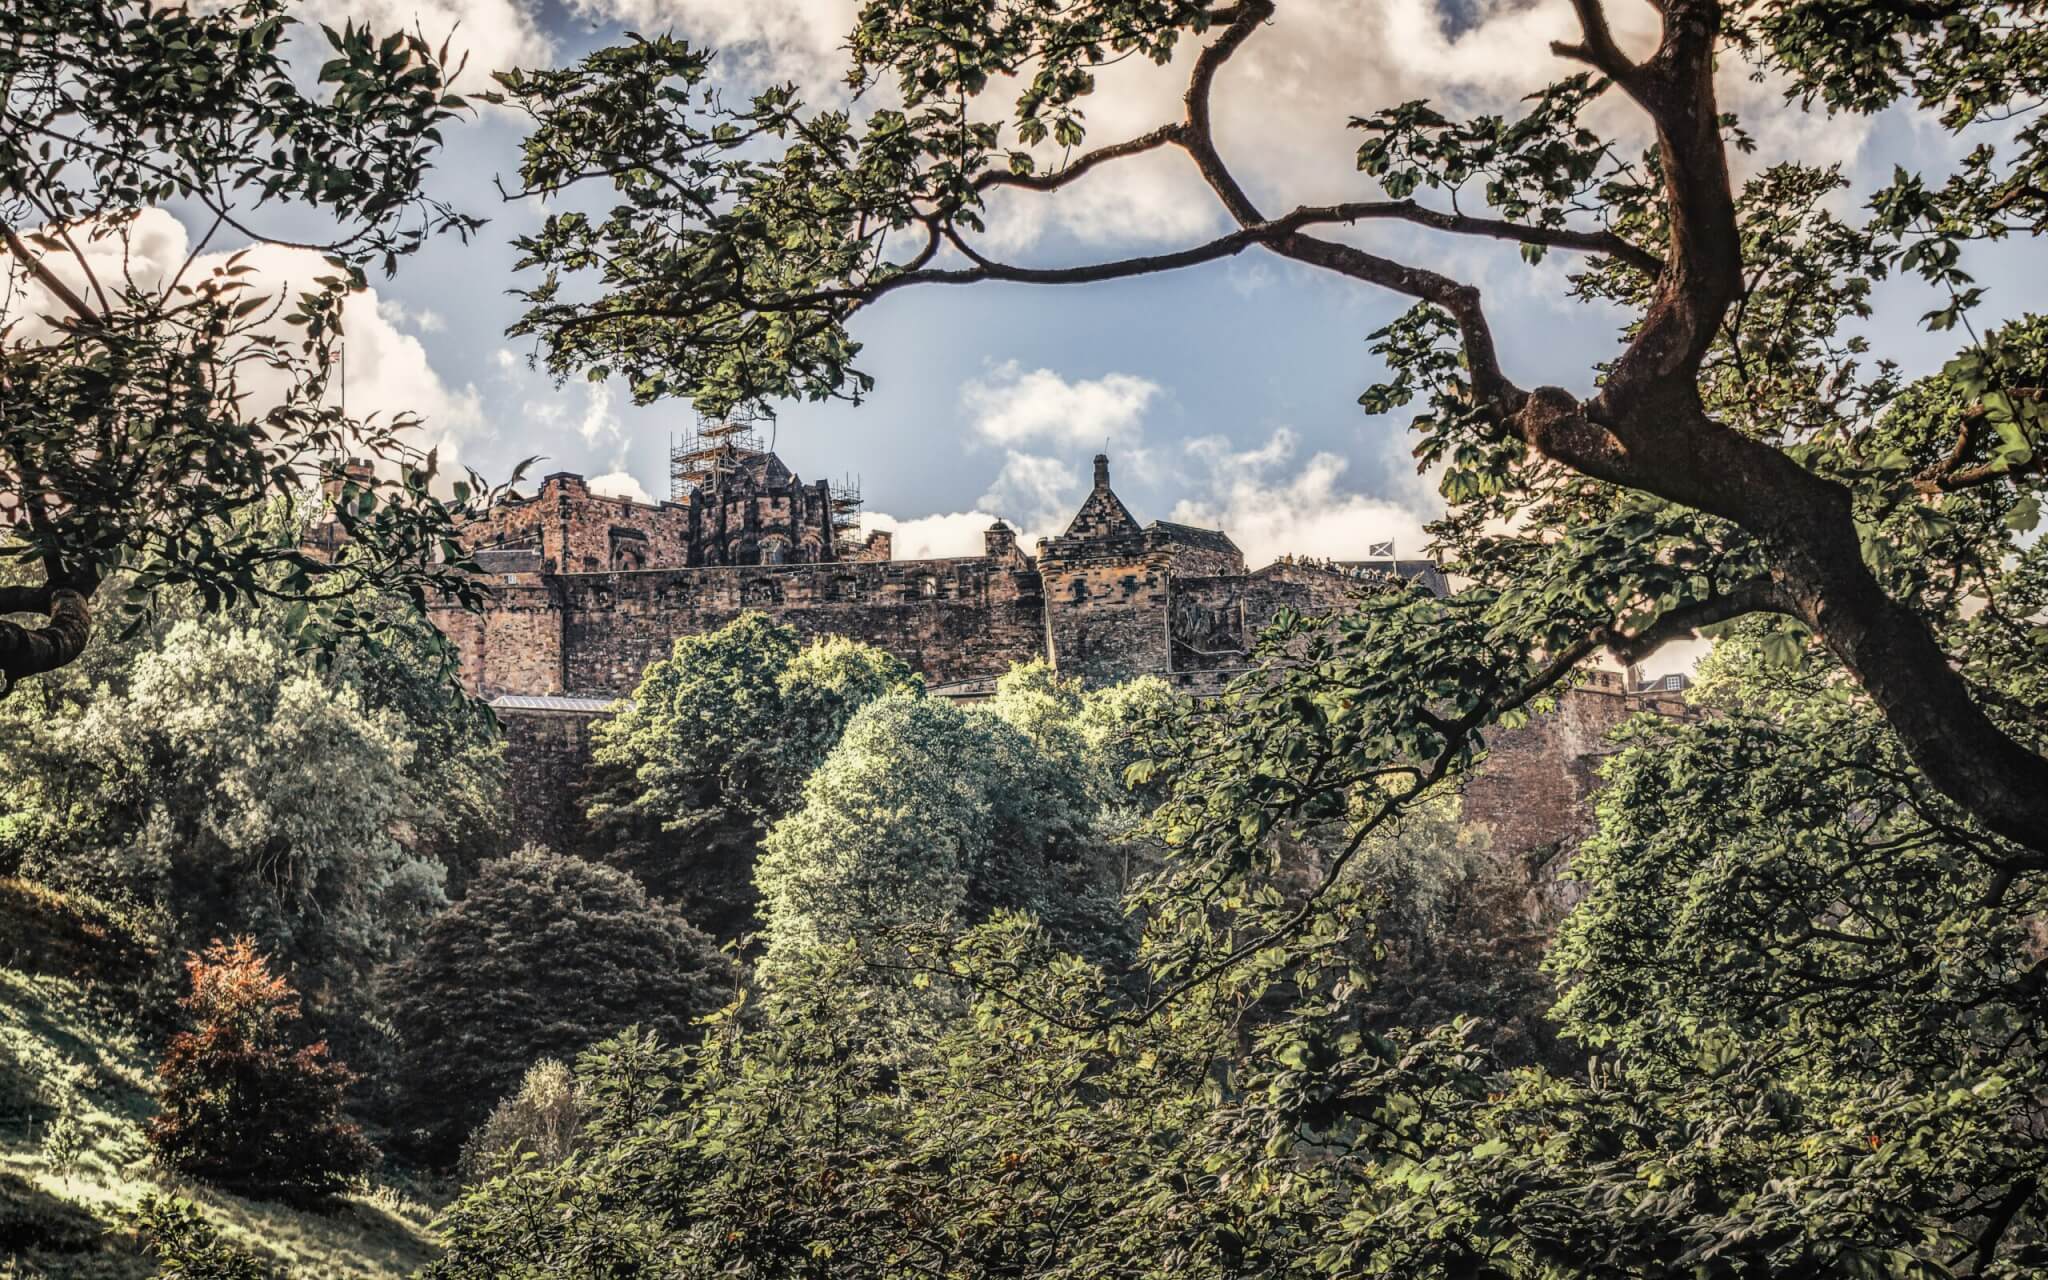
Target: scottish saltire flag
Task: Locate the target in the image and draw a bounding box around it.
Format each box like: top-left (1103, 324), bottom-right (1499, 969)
top-left (1367, 540), bottom-right (1395, 558)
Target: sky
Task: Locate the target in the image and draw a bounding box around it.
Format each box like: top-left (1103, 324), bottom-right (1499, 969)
top-left (13, 0), bottom-right (2047, 646)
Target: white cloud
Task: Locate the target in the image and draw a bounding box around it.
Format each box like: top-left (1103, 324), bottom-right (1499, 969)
top-left (961, 360), bottom-right (1162, 450)
top-left (375, 295), bottom-right (446, 333)
top-left (291, 0), bottom-right (554, 84)
top-left (569, 0), bottom-right (860, 97)
top-left (0, 208), bottom-right (487, 477)
top-left (1170, 428), bottom-right (1434, 567)
top-left (861, 510), bottom-right (1016, 561)
top-left (575, 382), bottom-right (622, 447)
top-left (976, 451), bottom-right (1083, 535)
top-left (588, 470), bottom-right (654, 503)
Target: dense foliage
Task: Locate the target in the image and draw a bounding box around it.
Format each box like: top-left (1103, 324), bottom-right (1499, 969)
top-left (146, 939), bottom-right (373, 1203)
top-left (426, 622), bottom-right (2048, 1278)
top-left (583, 613), bottom-right (915, 937)
top-left (382, 846), bottom-right (736, 1163)
top-left (756, 690), bottom-right (1093, 986)
top-left (1, 0), bottom-right (512, 691)
top-left (0, 595), bottom-right (503, 1011)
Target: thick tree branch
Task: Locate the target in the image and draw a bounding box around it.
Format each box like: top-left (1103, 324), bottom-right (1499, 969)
top-left (1549, 0), bottom-right (1640, 83)
top-left (1601, 578), bottom-right (1793, 666)
top-left (1178, 0), bottom-right (1270, 226)
top-left (1601, 0), bottom-right (1742, 400)
top-left (0, 587), bottom-right (90, 693)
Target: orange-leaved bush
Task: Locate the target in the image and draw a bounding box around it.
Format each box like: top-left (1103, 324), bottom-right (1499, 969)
top-left (146, 938), bottom-right (373, 1202)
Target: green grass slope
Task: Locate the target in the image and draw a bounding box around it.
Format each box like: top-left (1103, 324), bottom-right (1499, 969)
top-left (0, 904), bottom-right (440, 1278)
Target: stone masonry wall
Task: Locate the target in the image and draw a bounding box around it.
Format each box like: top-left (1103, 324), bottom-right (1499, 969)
top-left (1459, 677), bottom-right (1688, 916)
top-left (467, 473), bottom-right (694, 573)
top-left (556, 556), bottom-right (1046, 694)
top-left (500, 708), bottom-right (599, 855)
top-left (1039, 553), bottom-right (1172, 685)
top-left (432, 578), bottom-right (565, 699)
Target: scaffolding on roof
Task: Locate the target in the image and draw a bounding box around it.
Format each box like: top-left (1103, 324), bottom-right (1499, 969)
top-left (670, 406), bottom-right (772, 499)
top-left (830, 473), bottom-right (864, 555)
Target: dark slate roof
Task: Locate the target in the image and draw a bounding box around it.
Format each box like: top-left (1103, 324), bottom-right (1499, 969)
top-left (1145, 520), bottom-right (1240, 555)
top-left (1060, 484), bottom-right (1141, 539)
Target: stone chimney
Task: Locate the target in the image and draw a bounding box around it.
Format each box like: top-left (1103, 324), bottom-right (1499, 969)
top-left (1093, 453), bottom-right (1110, 488)
top-left (984, 520), bottom-right (1018, 560)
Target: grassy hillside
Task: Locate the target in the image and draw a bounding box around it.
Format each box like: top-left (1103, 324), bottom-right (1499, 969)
top-left (0, 887), bottom-right (441, 1278)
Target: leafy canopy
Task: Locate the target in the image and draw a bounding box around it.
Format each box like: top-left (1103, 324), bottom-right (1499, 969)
top-left (1, 0), bottom-right (515, 693)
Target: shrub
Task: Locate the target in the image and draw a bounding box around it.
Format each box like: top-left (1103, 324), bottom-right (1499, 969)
top-left (132, 1195), bottom-right (280, 1279)
top-left (39, 1105), bottom-right (86, 1177)
top-left (145, 939), bottom-right (374, 1202)
top-left (458, 1057), bottom-right (585, 1179)
top-left (385, 847), bottom-right (737, 1163)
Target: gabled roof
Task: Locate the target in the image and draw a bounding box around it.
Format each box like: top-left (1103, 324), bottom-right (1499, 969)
top-left (1145, 520), bottom-right (1239, 555)
top-left (1060, 481), bottom-right (1141, 540)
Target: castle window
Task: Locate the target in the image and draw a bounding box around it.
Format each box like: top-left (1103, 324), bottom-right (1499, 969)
top-left (828, 575), bottom-right (861, 602)
top-left (742, 578), bottom-right (783, 606)
top-left (917, 575), bottom-right (938, 598)
top-left (1070, 578), bottom-right (1089, 602)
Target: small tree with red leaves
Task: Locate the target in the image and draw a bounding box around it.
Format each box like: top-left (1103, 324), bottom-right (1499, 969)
top-left (146, 938), bottom-right (374, 1202)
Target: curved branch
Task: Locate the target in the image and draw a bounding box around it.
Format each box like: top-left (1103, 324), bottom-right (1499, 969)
top-left (974, 122), bottom-right (1187, 194)
top-left (1178, 0), bottom-right (1270, 226)
top-left (0, 588), bottom-right (91, 693)
top-left (1601, 578), bottom-right (1793, 666)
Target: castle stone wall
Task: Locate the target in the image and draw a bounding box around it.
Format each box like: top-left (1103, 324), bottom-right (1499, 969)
top-left (499, 706), bottom-right (601, 854)
top-left (555, 556), bottom-right (1046, 694)
top-left (1460, 677), bottom-right (1692, 916)
top-left (1039, 553), bottom-right (1172, 685)
top-left (419, 449), bottom-right (1690, 880)
top-left (434, 577), bottom-right (565, 699)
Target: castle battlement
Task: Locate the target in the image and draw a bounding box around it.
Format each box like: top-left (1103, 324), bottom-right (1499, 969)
top-left (421, 445), bottom-right (1695, 873)
top-left (432, 450), bottom-right (1436, 701)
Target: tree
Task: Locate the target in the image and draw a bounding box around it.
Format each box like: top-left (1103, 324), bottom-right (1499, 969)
top-left (146, 938), bottom-right (374, 1203)
top-left (397, 623), bottom-right (2048, 1277)
top-left (582, 613), bottom-right (914, 936)
top-left (382, 846), bottom-right (737, 1163)
top-left (1, 0), bottom-right (512, 693)
top-left (427, 931), bottom-right (1291, 1280)
top-left (0, 615), bottom-right (457, 1011)
top-left (754, 691), bottom-right (1102, 991)
top-left (491, 0), bottom-right (2048, 854)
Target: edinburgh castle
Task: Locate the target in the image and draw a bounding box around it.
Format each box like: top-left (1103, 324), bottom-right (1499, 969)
top-left (421, 422), bottom-right (1690, 876)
